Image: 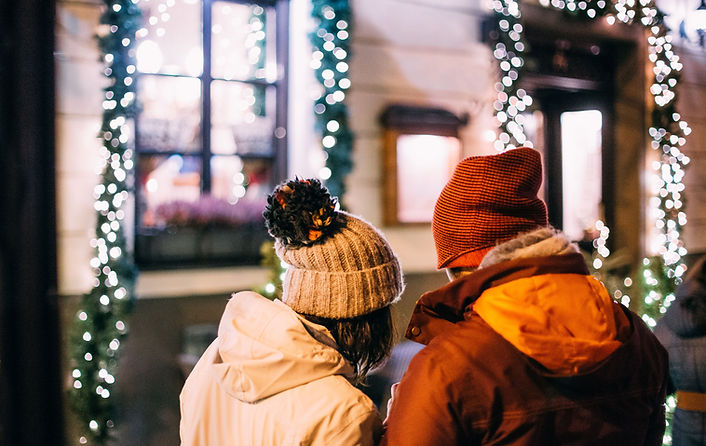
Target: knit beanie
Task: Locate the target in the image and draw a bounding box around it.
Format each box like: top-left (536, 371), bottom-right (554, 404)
top-left (263, 178), bottom-right (404, 319)
top-left (433, 147), bottom-right (548, 269)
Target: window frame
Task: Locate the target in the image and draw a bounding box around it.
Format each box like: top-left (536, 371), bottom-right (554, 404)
top-left (133, 0), bottom-right (289, 269)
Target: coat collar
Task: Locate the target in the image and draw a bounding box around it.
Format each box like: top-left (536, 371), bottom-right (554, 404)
top-left (405, 253), bottom-right (590, 345)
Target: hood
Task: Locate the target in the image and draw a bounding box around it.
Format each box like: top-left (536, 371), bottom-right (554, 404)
top-left (211, 291), bottom-right (353, 403)
top-left (661, 265), bottom-right (706, 338)
top-left (473, 273), bottom-right (631, 375)
top-left (405, 252), bottom-right (592, 346)
top-left (472, 229), bottom-right (629, 375)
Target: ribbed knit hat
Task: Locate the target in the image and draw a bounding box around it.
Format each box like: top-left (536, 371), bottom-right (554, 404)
top-left (433, 147), bottom-right (548, 269)
top-left (263, 179), bottom-right (404, 319)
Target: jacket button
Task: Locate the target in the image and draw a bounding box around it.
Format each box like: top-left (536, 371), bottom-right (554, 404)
top-left (409, 326), bottom-right (421, 337)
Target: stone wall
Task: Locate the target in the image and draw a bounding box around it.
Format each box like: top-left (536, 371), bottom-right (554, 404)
top-left (345, 0), bottom-right (493, 272)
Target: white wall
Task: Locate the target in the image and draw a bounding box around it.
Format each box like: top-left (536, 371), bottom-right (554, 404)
top-left (55, 1), bottom-right (105, 296)
top-left (54, 0), bottom-right (503, 298)
top-left (345, 0), bottom-right (495, 272)
top-left (287, 0), bottom-right (324, 179)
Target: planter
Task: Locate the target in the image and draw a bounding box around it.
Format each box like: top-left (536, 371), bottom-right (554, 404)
top-left (136, 224), bottom-right (270, 269)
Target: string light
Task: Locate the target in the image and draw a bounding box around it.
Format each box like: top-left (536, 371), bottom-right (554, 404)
top-left (491, 7), bottom-right (685, 442)
top-left (490, 0), bottom-right (689, 291)
top-left (489, 0), bottom-right (529, 151)
top-left (310, 1), bottom-right (353, 199)
top-left (68, 1), bottom-right (140, 444)
top-left (645, 14), bottom-right (690, 279)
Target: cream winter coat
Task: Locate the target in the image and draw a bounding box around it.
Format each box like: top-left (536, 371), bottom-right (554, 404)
top-left (179, 291), bottom-right (382, 446)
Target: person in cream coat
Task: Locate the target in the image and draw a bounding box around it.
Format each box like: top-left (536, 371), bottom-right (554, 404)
top-left (180, 178), bottom-right (404, 445)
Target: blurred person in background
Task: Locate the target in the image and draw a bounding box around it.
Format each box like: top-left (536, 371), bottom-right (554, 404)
top-left (655, 255), bottom-right (706, 446)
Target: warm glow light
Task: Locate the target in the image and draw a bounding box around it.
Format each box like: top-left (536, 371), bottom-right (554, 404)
top-left (318, 167), bottom-right (332, 180)
top-left (395, 135), bottom-right (461, 223)
top-left (561, 110), bottom-right (602, 241)
top-left (136, 40), bottom-right (163, 73)
top-left (185, 47), bottom-right (203, 76)
top-left (146, 178), bottom-right (159, 193)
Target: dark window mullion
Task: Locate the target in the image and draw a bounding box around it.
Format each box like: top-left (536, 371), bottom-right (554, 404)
top-left (211, 77), bottom-right (275, 88)
top-left (137, 72), bottom-right (200, 80)
top-left (202, 0), bottom-right (213, 193)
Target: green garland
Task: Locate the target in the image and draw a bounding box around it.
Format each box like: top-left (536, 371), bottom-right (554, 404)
top-left (310, 0), bottom-right (353, 200)
top-left (491, 3), bottom-right (690, 444)
top-left (254, 241), bottom-right (285, 300)
top-left (67, 1), bottom-right (140, 444)
top-left (490, 0), bottom-right (690, 306)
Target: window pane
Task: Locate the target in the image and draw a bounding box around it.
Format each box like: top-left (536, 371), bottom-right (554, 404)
top-left (210, 155), bottom-right (246, 203)
top-left (396, 134), bottom-right (461, 223)
top-left (561, 110), bottom-right (602, 241)
top-left (211, 156), bottom-right (273, 203)
top-left (211, 2), bottom-right (275, 81)
top-left (211, 80), bottom-right (275, 156)
top-left (138, 154), bottom-right (202, 227)
top-left (136, 0), bottom-right (203, 76)
top-left (137, 75), bottom-right (202, 152)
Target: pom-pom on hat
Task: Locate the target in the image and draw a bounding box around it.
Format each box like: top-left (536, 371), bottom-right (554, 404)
top-left (263, 178), bottom-right (404, 319)
top-left (433, 147), bottom-right (548, 269)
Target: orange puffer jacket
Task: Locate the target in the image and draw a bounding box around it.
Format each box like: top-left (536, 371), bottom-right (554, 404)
top-left (382, 254), bottom-right (668, 446)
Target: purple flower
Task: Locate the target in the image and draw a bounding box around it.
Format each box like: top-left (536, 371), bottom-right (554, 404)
top-left (154, 195), bottom-right (266, 228)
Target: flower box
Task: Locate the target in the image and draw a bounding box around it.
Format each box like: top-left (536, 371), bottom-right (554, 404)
top-left (135, 195), bottom-right (270, 268)
top-left (136, 223), bottom-right (270, 269)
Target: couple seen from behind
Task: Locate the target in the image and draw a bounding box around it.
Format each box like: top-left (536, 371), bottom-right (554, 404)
top-left (180, 147), bottom-right (668, 445)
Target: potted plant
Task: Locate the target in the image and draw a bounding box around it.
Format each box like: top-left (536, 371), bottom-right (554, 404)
top-left (136, 195), bottom-right (269, 268)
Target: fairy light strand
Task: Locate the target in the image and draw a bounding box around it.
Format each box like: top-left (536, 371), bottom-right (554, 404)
top-left (490, 6), bottom-right (686, 442)
top-left (489, 0), bottom-right (532, 151)
top-left (310, 0), bottom-right (353, 199)
top-left (68, 1), bottom-right (140, 444)
top-left (490, 1), bottom-right (689, 320)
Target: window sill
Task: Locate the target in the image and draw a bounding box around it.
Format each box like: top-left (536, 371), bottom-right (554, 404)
top-left (135, 265), bottom-right (269, 299)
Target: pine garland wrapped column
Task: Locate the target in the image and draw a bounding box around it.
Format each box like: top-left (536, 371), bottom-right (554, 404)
top-left (67, 1), bottom-right (140, 444)
top-left (309, 0), bottom-right (353, 200)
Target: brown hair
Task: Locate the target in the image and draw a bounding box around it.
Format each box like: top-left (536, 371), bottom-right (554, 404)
top-left (303, 305), bottom-right (395, 386)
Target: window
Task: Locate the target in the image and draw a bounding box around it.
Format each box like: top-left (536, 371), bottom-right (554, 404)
top-left (560, 110), bottom-right (602, 241)
top-left (524, 90), bottom-right (610, 247)
top-left (133, 0), bottom-right (288, 268)
top-left (380, 105), bottom-right (466, 225)
top-left (393, 134), bottom-right (461, 223)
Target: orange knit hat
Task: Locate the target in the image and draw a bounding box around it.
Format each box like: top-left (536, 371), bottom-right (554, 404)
top-left (432, 147), bottom-right (548, 269)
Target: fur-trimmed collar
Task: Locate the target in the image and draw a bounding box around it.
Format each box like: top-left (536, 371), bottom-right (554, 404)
top-left (480, 227), bottom-right (579, 269)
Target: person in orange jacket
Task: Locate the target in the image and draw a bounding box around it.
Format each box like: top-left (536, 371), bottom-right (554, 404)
top-left (382, 147), bottom-right (668, 445)
top-left (180, 178), bottom-right (404, 445)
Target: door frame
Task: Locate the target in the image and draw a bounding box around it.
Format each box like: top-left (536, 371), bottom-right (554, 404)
top-left (533, 89), bottom-right (614, 239)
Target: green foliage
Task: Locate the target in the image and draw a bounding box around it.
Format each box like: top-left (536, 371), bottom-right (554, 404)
top-left (490, 3), bottom-right (690, 445)
top-left (310, 0), bottom-right (353, 200)
top-left (67, 1), bottom-right (141, 444)
top-left (638, 256), bottom-right (678, 325)
top-left (253, 241), bottom-right (285, 300)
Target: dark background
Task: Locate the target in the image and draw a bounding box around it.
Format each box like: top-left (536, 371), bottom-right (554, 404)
top-left (0, 1), bottom-right (65, 445)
